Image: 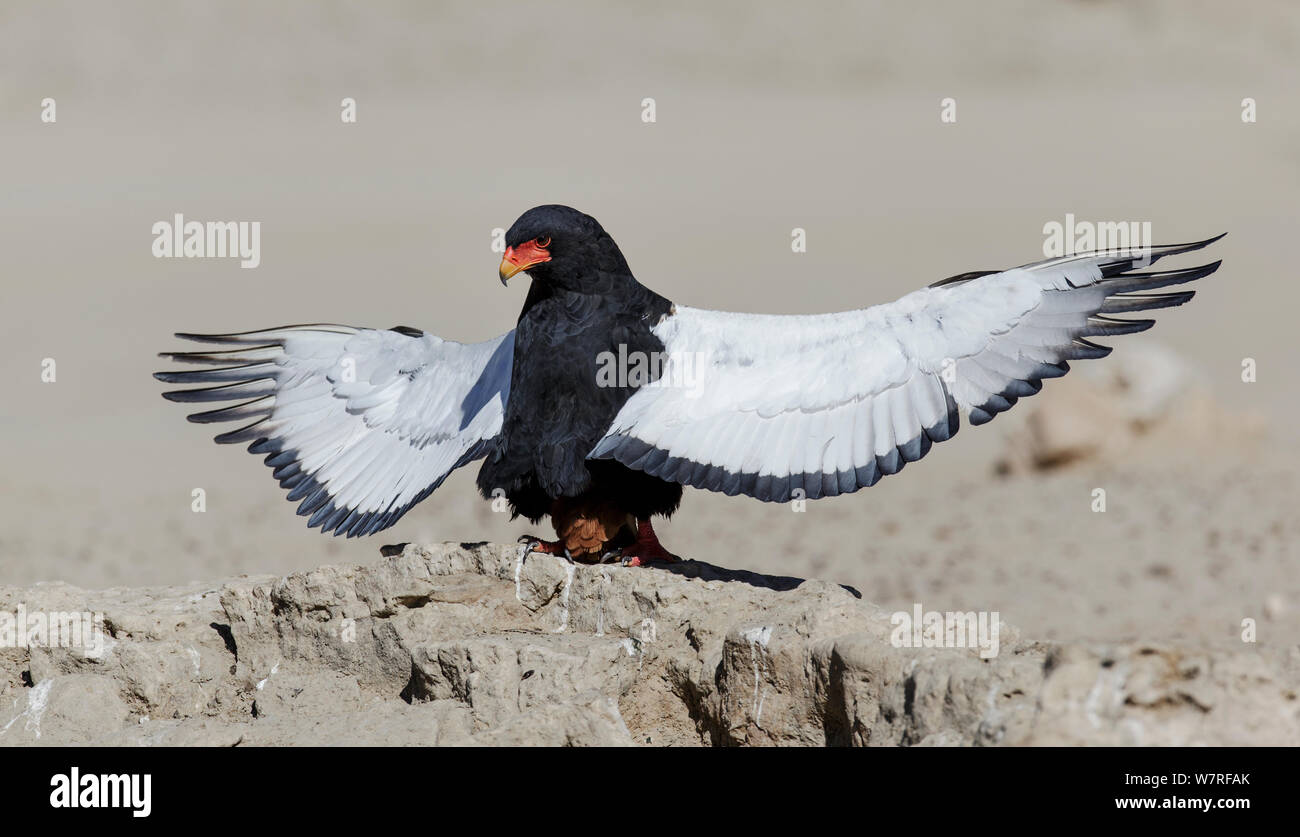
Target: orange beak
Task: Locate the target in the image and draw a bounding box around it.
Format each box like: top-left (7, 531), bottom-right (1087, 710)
top-left (499, 241), bottom-right (552, 285)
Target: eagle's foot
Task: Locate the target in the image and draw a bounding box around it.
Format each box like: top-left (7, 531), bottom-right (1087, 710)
top-left (517, 535), bottom-right (573, 561)
top-left (614, 519), bottom-right (678, 568)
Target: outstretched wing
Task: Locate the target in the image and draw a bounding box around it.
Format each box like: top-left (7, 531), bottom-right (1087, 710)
top-left (156, 325), bottom-right (513, 536)
top-left (590, 235), bottom-right (1223, 501)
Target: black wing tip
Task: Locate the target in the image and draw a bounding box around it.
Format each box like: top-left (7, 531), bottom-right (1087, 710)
top-left (173, 331), bottom-right (225, 343)
top-left (1169, 232), bottom-right (1227, 250)
top-left (183, 396), bottom-right (271, 424)
top-left (1107, 259), bottom-right (1222, 293)
top-left (1160, 259), bottom-right (1223, 280)
top-left (171, 324), bottom-right (340, 345)
top-left (1082, 315), bottom-right (1155, 337)
top-left (930, 269), bottom-right (1001, 289)
top-left (1097, 290), bottom-right (1197, 315)
top-left (1150, 233), bottom-right (1227, 255)
top-left (172, 330), bottom-right (281, 346)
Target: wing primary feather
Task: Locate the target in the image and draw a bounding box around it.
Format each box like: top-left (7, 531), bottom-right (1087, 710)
top-left (186, 396), bottom-right (275, 424)
top-left (173, 324), bottom-right (356, 345)
top-left (154, 362), bottom-right (279, 383)
top-left (162, 379), bottom-right (276, 403)
top-left (157, 346), bottom-right (283, 366)
top-left (1064, 338), bottom-right (1112, 360)
top-left (1080, 316), bottom-right (1154, 337)
top-left (1103, 260), bottom-right (1222, 293)
top-left (297, 486), bottom-right (333, 517)
top-left (213, 421), bottom-right (271, 445)
top-left (1098, 291), bottom-right (1195, 314)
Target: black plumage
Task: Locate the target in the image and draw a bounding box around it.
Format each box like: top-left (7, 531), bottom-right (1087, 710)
top-left (474, 205), bottom-right (683, 526)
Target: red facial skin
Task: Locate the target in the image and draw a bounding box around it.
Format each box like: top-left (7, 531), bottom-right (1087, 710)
top-left (499, 238), bottom-right (551, 281)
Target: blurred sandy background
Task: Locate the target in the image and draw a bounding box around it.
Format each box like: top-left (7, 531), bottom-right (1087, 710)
top-left (1, 1), bottom-right (1296, 650)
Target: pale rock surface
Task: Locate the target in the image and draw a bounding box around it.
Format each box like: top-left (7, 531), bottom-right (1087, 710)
top-left (1, 542), bottom-right (1296, 746)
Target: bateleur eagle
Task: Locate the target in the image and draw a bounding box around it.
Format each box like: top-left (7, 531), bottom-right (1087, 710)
top-left (157, 205), bottom-right (1223, 566)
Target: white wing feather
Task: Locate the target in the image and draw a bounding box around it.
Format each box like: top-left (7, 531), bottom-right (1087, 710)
top-left (157, 325), bottom-right (512, 536)
top-left (590, 237), bottom-right (1222, 501)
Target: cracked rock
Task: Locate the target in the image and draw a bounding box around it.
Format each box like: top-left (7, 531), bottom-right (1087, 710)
top-left (0, 542), bottom-right (1295, 746)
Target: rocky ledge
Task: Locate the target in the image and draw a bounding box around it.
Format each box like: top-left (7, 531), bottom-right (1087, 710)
top-left (1, 542), bottom-right (1296, 746)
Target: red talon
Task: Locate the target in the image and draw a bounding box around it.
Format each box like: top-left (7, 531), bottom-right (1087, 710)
top-left (619, 519), bottom-right (678, 567)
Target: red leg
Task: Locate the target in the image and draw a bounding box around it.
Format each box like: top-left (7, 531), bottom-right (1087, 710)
top-left (619, 518), bottom-right (679, 567)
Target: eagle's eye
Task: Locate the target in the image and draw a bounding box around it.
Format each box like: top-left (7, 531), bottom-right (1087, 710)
top-left (535, 236), bottom-right (551, 248)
